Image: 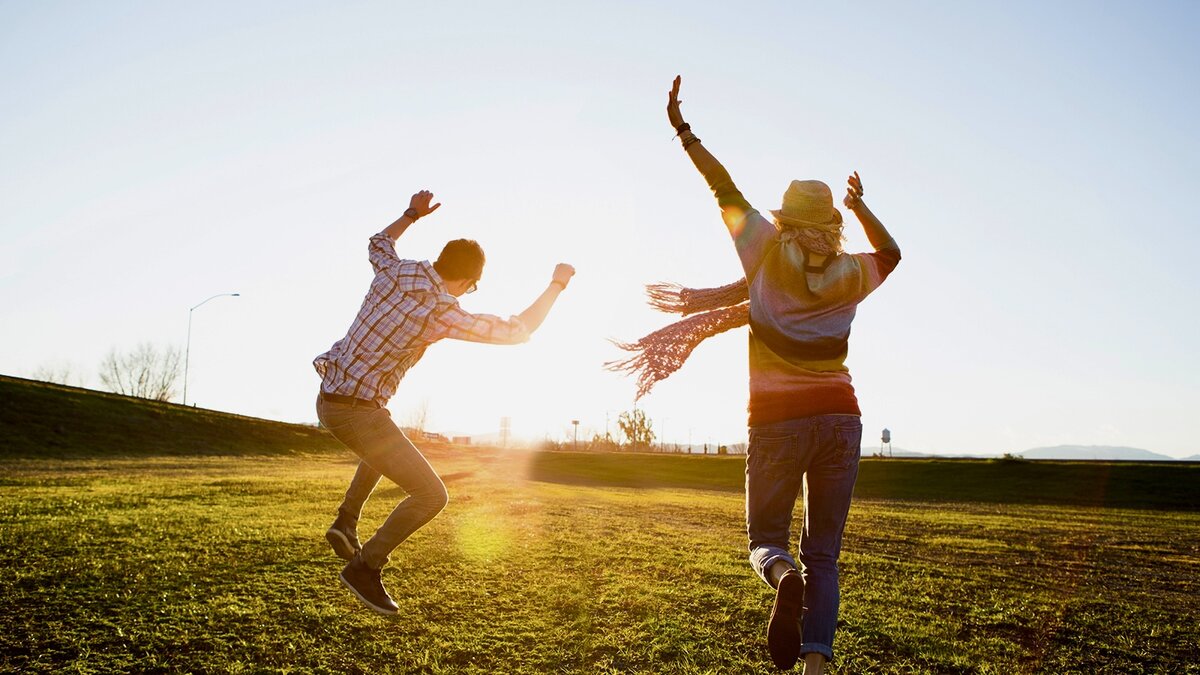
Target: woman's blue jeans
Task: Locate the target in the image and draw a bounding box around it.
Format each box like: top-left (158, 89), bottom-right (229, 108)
top-left (746, 414), bottom-right (862, 661)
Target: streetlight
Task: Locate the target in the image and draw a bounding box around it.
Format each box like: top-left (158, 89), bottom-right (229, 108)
top-left (183, 292), bottom-right (240, 405)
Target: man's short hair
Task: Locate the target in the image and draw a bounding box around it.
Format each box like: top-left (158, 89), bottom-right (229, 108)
top-left (433, 239), bottom-right (485, 281)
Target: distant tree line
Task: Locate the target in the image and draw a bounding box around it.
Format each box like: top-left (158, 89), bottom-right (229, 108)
top-left (541, 409), bottom-right (747, 455)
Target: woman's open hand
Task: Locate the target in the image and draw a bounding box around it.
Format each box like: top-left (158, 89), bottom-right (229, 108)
top-left (843, 171), bottom-right (864, 210)
top-left (667, 75), bottom-right (685, 130)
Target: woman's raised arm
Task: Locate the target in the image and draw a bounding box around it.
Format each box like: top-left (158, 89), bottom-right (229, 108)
top-left (668, 76), bottom-right (756, 233)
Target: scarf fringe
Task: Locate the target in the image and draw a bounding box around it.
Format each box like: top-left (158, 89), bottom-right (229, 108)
top-left (604, 303), bottom-right (749, 400)
top-left (646, 280), bottom-right (749, 315)
top-left (610, 229), bottom-right (839, 399)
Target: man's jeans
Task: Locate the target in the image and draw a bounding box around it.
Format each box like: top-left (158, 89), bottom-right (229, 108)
top-left (316, 395), bottom-right (448, 570)
top-left (746, 414), bottom-right (862, 661)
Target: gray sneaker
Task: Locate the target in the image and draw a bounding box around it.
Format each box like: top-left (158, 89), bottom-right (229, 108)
top-left (339, 554), bottom-right (398, 615)
top-left (325, 511), bottom-right (361, 561)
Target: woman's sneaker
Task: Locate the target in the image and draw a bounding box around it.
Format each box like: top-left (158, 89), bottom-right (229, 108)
top-left (339, 554), bottom-right (398, 615)
top-left (325, 512), bottom-right (361, 561)
top-left (767, 568), bottom-right (804, 669)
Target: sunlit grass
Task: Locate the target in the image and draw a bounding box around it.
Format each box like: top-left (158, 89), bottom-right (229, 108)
top-left (1, 450), bottom-right (1198, 673)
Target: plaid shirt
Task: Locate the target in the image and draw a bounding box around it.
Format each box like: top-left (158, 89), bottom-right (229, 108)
top-left (314, 233), bottom-right (529, 405)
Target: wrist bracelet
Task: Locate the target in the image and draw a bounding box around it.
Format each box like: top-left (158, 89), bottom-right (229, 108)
top-left (550, 280), bottom-right (567, 291)
top-left (403, 208), bottom-right (419, 220)
top-left (674, 122), bottom-right (691, 136)
top-left (682, 135), bottom-right (702, 149)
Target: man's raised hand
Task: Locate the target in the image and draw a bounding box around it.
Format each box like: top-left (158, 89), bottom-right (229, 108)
top-left (552, 263), bottom-right (576, 289)
top-left (409, 190), bottom-right (442, 219)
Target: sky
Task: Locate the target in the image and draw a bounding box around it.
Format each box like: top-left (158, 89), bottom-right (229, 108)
top-left (2, 1), bottom-right (1198, 457)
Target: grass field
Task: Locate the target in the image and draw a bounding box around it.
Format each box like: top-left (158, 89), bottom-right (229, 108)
top-left (3, 446), bottom-right (1199, 674)
top-left (2, 376), bottom-right (1198, 673)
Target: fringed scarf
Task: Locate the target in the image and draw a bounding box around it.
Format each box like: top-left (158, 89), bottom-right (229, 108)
top-left (606, 222), bottom-right (843, 399)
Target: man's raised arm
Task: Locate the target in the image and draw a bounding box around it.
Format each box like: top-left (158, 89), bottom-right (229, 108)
top-left (436, 264), bottom-right (576, 345)
top-left (382, 190), bottom-right (442, 241)
top-left (515, 264), bottom-right (575, 334)
top-left (369, 190), bottom-right (443, 274)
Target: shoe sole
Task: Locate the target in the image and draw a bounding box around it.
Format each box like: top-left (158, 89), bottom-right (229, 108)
top-left (339, 572), bottom-right (398, 616)
top-left (326, 528), bottom-right (359, 561)
top-left (767, 571), bottom-right (804, 669)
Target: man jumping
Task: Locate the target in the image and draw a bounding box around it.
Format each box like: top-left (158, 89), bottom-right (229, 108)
top-left (313, 189), bottom-right (574, 615)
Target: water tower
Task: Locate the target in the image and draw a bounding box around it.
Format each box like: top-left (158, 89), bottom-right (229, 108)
top-left (881, 428), bottom-right (892, 457)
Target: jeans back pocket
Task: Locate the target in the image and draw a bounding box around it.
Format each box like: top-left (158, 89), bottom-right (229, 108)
top-left (748, 431), bottom-right (799, 482)
top-left (831, 420), bottom-right (863, 470)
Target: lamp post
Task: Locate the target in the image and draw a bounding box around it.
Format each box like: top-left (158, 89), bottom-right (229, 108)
top-left (183, 293), bottom-right (240, 405)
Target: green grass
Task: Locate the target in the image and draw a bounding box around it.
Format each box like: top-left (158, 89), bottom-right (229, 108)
top-left (2, 449), bottom-right (1199, 673)
top-left (3, 375), bottom-right (1199, 672)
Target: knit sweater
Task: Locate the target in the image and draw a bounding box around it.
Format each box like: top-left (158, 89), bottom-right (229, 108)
top-left (708, 166), bottom-right (901, 426)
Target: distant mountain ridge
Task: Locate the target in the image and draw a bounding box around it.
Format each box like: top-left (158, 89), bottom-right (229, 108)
top-left (863, 446), bottom-right (930, 458)
top-left (1018, 445), bottom-right (1182, 461)
top-left (858, 445), bottom-right (1195, 461)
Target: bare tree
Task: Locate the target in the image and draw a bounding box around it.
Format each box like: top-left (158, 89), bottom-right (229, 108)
top-left (30, 361), bottom-right (86, 387)
top-left (99, 343), bottom-right (182, 401)
top-left (406, 398), bottom-right (431, 433)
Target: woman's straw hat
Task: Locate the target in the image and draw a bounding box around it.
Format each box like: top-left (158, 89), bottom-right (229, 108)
top-left (770, 180), bottom-right (843, 230)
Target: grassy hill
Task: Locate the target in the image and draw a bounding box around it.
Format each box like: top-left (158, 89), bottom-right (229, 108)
top-left (0, 374), bottom-right (342, 457)
top-left (529, 450), bottom-right (1200, 511)
top-left (4, 374), bottom-right (1198, 511)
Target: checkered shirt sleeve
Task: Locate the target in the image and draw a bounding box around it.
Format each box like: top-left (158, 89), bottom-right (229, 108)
top-left (313, 233), bottom-right (530, 403)
top-left (434, 305), bottom-right (530, 345)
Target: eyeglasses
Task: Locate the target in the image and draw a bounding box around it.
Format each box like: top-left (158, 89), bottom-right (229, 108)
top-left (466, 280), bottom-right (479, 294)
